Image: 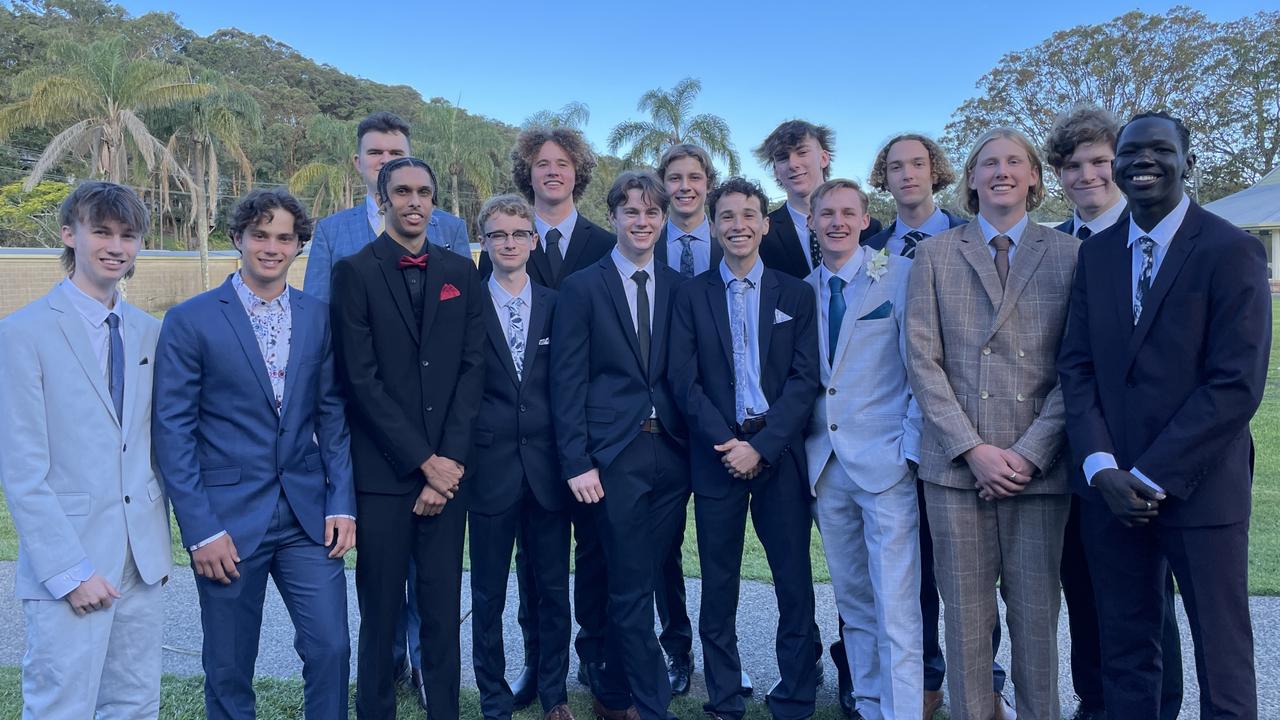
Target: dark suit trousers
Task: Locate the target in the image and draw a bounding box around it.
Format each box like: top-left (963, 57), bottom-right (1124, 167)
top-left (918, 477), bottom-right (1006, 693)
top-left (1061, 496), bottom-right (1183, 715)
top-left (471, 487), bottom-right (572, 717)
top-left (355, 489), bottom-right (467, 720)
top-left (515, 536), bottom-right (541, 663)
top-left (572, 501), bottom-right (609, 668)
top-left (197, 493), bottom-right (349, 720)
top-left (596, 431), bottom-right (690, 720)
top-left (695, 454), bottom-right (817, 720)
top-left (656, 497), bottom-right (694, 662)
top-left (1081, 502), bottom-right (1254, 720)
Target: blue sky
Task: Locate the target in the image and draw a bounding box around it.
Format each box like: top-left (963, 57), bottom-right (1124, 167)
top-left (117, 0), bottom-right (1275, 197)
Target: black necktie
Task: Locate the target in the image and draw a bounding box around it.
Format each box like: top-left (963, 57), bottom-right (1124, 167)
top-left (901, 230), bottom-right (928, 259)
top-left (106, 313), bottom-right (124, 421)
top-left (545, 228), bottom-right (563, 277)
top-left (632, 270), bottom-right (650, 374)
top-left (1076, 224), bottom-right (1092, 240)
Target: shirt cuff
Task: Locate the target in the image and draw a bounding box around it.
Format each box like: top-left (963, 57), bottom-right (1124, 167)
top-left (1083, 452), bottom-right (1118, 486)
top-left (44, 557), bottom-right (94, 599)
top-left (189, 530), bottom-right (227, 552)
top-left (325, 514), bottom-right (355, 521)
top-left (1130, 467), bottom-right (1166, 495)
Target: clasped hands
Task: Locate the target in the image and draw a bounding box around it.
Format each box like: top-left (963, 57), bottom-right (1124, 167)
top-left (964, 443), bottom-right (1037, 501)
top-left (1092, 467), bottom-right (1165, 527)
top-left (715, 438), bottom-right (763, 480)
top-left (416, 454), bottom-right (464, 516)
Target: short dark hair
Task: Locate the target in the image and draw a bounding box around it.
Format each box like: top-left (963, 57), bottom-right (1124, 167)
top-left (657, 143), bottom-right (718, 188)
top-left (869, 133), bottom-right (957, 193)
top-left (1044, 104), bottom-right (1120, 170)
top-left (376, 156), bottom-right (438, 208)
top-left (706, 176), bottom-right (770, 219)
top-left (228, 187), bottom-right (313, 248)
top-left (59, 181), bottom-right (149, 275)
top-left (754, 120), bottom-right (835, 179)
top-left (605, 171), bottom-right (669, 216)
top-left (1120, 110), bottom-right (1192, 154)
top-left (511, 127), bottom-right (597, 203)
top-left (357, 112), bottom-right (411, 152)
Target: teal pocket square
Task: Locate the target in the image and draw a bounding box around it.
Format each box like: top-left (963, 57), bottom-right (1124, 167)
top-left (858, 300), bottom-right (893, 321)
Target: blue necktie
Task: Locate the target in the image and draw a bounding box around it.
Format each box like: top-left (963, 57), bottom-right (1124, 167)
top-left (828, 275), bottom-right (846, 364)
top-left (106, 312), bottom-right (124, 421)
top-left (678, 235), bottom-right (695, 277)
top-left (1134, 235), bottom-right (1155, 324)
top-left (729, 278), bottom-right (753, 423)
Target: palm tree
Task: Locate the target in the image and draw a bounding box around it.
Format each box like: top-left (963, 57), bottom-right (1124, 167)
top-left (607, 77), bottom-right (740, 175)
top-left (0, 36), bottom-right (211, 190)
top-left (417, 102), bottom-right (507, 218)
top-left (523, 101), bottom-right (591, 130)
top-left (288, 115), bottom-right (359, 220)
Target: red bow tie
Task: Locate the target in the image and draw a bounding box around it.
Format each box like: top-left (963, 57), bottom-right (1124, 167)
top-left (397, 254), bottom-right (428, 270)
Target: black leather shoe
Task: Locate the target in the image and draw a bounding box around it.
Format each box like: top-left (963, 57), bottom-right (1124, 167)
top-left (667, 655), bottom-right (692, 696)
top-left (1068, 702), bottom-right (1105, 720)
top-left (831, 644), bottom-right (852, 716)
top-left (410, 667), bottom-right (428, 711)
top-left (838, 688), bottom-right (855, 718)
top-left (511, 664), bottom-right (538, 709)
top-left (738, 670), bottom-right (753, 697)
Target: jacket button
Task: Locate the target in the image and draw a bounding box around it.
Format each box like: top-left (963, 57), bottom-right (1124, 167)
top-left (1016, 393), bottom-right (1025, 402)
top-left (124, 495), bottom-right (131, 504)
top-left (830, 423), bottom-right (838, 431)
top-left (520, 438), bottom-right (528, 445)
top-left (421, 360), bottom-right (429, 367)
top-left (520, 404), bottom-right (527, 412)
top-left (122, 444), bottom-right (127, 453)
top-left (982, 346), bottom-right (992, 355)
top-left (425, 406), bottom-right (433, 412)
top-left (1017, 350), bottom-right (1025, 358)
top-left (279, 428), bottom-right (285, 436)
top-left (980, 390), bottom-right (989, 399)
top-left (1126, 379), bottom-right (1136, 388)
top-left (828, 388), bottom-right (836, 395)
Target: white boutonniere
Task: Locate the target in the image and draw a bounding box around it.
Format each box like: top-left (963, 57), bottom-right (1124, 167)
top-left (865, 248), bottom-right (890, 282)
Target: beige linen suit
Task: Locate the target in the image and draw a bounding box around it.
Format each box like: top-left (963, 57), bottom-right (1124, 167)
top-left (905, 220), bottom-right (1078, 720)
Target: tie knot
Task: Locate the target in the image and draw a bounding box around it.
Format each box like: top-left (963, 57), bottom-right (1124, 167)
top-left (990, 234), bottom-right (1012, 252)
top-left (1076, 224), bottom-right (1093, 240)
top-left (903, 230), bottom-right (927, 243)
top-left (506, 297), bottom-right (524, 311)
top-left (545, 228), bottom-right (562, 244)
top-left (1139, 235), bottom-right (1155, 252)
top-left (679, 234), bottom-right (694, 247)
top-left (106, 312), bottom-right (120, 329)
top-left (828, 275), bottom-right (846, 293)
top-left (631, 269), bottom-right (649, 287)
top-left (731, 277), bottom-right (754, 294)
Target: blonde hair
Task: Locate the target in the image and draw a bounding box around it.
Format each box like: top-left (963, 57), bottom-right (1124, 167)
top-left (809, 178), bottom-right (869, 216)
top-left (476, 193), bottom-right (536, 234)
top-left (963, 128), bottom-right (1045, 214)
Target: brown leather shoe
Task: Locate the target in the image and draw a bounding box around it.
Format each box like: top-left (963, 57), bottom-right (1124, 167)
top-left (994, 692), bottom-right (1017, 720)
top-left (545, 703), bottom-right (576, 720)
top-left (591, 697), bottom-right (640, 720)
top-left (923, 689), bottom-right (944, 720)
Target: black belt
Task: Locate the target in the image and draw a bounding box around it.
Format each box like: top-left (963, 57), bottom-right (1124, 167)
top-left (736, 416), bottom-right (767, 435)
top-left (640, 418), bottom-right (665, 434)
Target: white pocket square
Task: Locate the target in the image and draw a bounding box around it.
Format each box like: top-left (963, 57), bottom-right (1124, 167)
top-left (774, 309), bottom-right (793, 324)
top-left (538, 337), bottom-right (550, 346)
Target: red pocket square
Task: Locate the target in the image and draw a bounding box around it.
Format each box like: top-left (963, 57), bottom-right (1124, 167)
top-left (440, 283), bottom-right (461, 301)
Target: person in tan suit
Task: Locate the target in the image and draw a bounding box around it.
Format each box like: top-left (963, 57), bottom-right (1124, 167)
top-left (905, 127), bottom-right (1078, 720)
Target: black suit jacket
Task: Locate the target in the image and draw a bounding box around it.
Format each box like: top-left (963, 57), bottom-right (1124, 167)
top-left (470, 282), bottom-right (569, 515)
top-left (862, 208), bottom-right (967, 252)
top-left (1057, 202), bottom-right (1271, 526)
top-left (760, 203), bottom-right (881, 278)
top-left (331, 234), bottom-right (487, 495)
top-left (478, 214), bottom-right (616, 290)
top-left (669, 265), bottom-right (820, 498)
top-left (654, 224), bottom-right (723, 275)
top-left (551, 255), bottom-right (689, 480)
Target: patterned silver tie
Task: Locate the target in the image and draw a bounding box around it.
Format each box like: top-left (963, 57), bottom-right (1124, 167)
top-left (1134, 236), bottom-right (1155, 325)
top-left (678, 235), bottom-right (695, 277)
top-left (506, 297), bottom-right (526, 380)
top-left (729, 278), bottom-right (753, 423)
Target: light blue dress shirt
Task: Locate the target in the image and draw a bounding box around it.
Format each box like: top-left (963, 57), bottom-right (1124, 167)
top-left (816, 247), bottom-right (866, 364)
top-left (488, 275), bottom-right (533, 359)
top-left (721, 259), bottom-right (770, 421)
top-left (886, 207), bottom-right (951, 256)
top-left (975, 212), bottom-right (1029, 262)
top-left (664, 217), bottom-right (712, 275)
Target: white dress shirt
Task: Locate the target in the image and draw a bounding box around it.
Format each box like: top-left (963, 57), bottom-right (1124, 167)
top-left (786, 202), bottom-right (811, 262)
top-left (611, 247), bottom-right (657, 418)
top-left (720, 258), bottom-right (770, 421)
top-left (536, 208), bottom-right (579, 259)
top-left (1073, 197), bottom-right (1127, 237)
top-left (664, 217), bottom-right (713, 275)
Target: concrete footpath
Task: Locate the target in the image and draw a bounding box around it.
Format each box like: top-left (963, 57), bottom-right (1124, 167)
top-left (0, 561), bottom-right (1276, 717)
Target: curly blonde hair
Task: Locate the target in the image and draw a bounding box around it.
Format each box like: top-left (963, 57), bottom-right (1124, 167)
top-left (511, 127), bottom-right (597, 203)
top-left (963, 128), bottom-right (1045, 215)
top-left (868, 133), bottom-right (957, 194)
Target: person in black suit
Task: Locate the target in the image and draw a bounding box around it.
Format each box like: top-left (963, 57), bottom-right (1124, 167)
top-left (330, 157), bottom-right (486, 720)
top-left (864, 132), bottom-right (1013, 720)
top-left (1058, 111), bottom-right (1270, 720)
top-left (1044, 105), bottom-right (1181, 720)
top-left (479, 126), bottom-right (615, 707)
top-left (468, 194), bottom-right (575, 720)
top-left (552, 171), bottom-right (690, 720)
top-left (669, 176), bottom-right (821, 720)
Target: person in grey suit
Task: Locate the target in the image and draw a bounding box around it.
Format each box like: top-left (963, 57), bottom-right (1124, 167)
top-left (805, 178), bottom-right (923, 720)
top-left (0, 182), bottom-right (172, 719)
top-left (906, 128), bottom-right (1078, 720)
top-left (303, 111), bottom-right (470, 303)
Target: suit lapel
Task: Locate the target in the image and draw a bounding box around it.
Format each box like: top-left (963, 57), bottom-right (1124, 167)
top-left (774, 207), bottom-right (809, 275)
top-left (832, 268), bottom-right (873, 372)
top-left (757, 268), bottom-right (780, 364)
top-left (958, 223), bottom-right (1004, 309)
top-left (655, 226), bottom-right (669, 267)
top-left (988, 227), bottom-right (1050, 338)
top-left (708, 274), bottom-right (734, 368)
top-left (602, 260), bottom-right (645, 371)
top-left (218, 280), bottom-right (277, 411)
top-left (418, 251), bottom-right (445, 341)
top-left (1105, 233), bottom-right (1135, 342)
top-left (50, 292), bottom-right (118, 425)
top-left (374, 235), bottom-right (422, 345)
top-left (278, 288), bottom-right (308, 421)
top-left (483, 294), bottom-right (521, 387)
top-left (521, 287), bottom-right (550, 387)
top-left (1124, 208), bottom-right (1200, 368)
top-left (527, 243), bottom-right (554, 288)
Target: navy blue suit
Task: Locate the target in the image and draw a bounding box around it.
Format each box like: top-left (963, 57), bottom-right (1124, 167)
top-left (862, 208), bottom-right (967, 252)
top-left (154, 275), bottom-right (355, 719)
top-left (669, 264), bottom-right (821, 719)
top-left (552, 254), bottom-right (690, 720)
top-left (469, 282), bottom-right (575, 717)
top-left (479, 214), bottom-right (616, 289)
top-left (1059, 201), bottom-right (1270, 719)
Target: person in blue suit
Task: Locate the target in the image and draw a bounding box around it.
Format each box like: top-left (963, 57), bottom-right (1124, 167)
top-left (153, 188), bottom-right (356, 719)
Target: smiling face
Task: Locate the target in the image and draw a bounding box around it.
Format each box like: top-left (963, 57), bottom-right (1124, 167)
top-left (62, 216), bottom-right (141, 301)
top-left (1057, 140), bottom-right (1121, 220)
top-left (379, 165), bottom-right (435, 242)
top-left (1114, 116), bottom-right (1193, 222)
top-left (480, 211), bottom-right (537, 275)
top-left (968, 136), bottom-right (1039, 217)
top-left (811, 186), bottom-right (870, 270)
top-left (234, 208), bottom-right (300, 292)
top-left (884, 138), bottom-right (935, 211)
top-left (531, 141), bottom-right (576, 207)
top-left (610, 188), bottom-right (664, 262)
top-left (354, 130), bottom-right (410, 193)
top-left (712, 191), bottom-right (770, 264)
top-left (772, 135), bottom-right (830, 203)
top-left (662, 155), bottom-right (709, 227)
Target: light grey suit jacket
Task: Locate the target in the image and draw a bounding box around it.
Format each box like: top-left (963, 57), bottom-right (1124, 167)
top-left (805, 253), bottom-right (922, 494)
top-left (0, 285), bottom-right (172, 600)
top-left (905, 220), bottom-right (1078, 493)
top-left (303, 204), bottom-right (470, 302)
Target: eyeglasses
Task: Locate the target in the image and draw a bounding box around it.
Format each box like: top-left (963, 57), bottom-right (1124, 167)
top-left (484, 230), bottom-right (536, 244)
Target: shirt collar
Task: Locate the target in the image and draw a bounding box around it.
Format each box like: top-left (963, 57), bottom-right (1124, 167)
top-left (1075, 197), bottom-right (1127, 236)
top-left (668, 217), bottom-right (711, 244)
top-left (60, 278), bottom-right (123, 328)
top-left (611, 246), bottom-right (655, 280)
top-left (488, 274), bottom-right (532, 307)
top-left (893, 207), bottom-right (950, 239)
top-left (719, 256), bottom-right (764, 287)
top-left (785, 202), bottom-right (808, 231)
top-left (819, 245), bottom-right (868, 286)
top-left (1127, 193), bottom-right (1190, 250)
top-left (976, 212), bottom-right (1030, 247)
top-left (536, 208), bottom-right (579, 242)
top-left (365, 194), bottom-right (380, 230)
top-left (233, 271), bottom-right (290, 313)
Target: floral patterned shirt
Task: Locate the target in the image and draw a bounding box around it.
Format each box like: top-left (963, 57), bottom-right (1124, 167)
top-left (232, 272), bottom-right (291, 413)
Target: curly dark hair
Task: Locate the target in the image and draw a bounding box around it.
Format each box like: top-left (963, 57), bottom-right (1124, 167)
top-left (511, 127), bottom-right (597, 203)
top-left (868, 133), bottom-right (957, 194)
top-left (228, 188), bottom-right (314, 248)
top-left (1043, 104), bottom-right (1120, 171)
top-left (706, 176), bottom-right (770, 219)
top-left (753, 120), bottom-right (834, 179)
